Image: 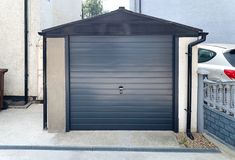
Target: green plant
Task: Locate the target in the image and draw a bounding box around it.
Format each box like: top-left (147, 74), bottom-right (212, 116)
top-left (82, 0), bottom-right (103, 19)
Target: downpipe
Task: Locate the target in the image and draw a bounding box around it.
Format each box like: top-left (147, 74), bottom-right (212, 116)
top-left (139, 0), bottom-right (142, 13)
top-left (186, 32), bottom-right (208, 140)
top-left (42, 37), bottom-right (47, 130)
top-left (24, 0), bottom-right (29, 104)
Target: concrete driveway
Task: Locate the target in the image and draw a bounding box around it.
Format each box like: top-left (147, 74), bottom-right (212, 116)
top-left (0, 150), bottom-right (232, 160)
top-left (0, 104), bottom-right (234, 160)
top-left (0, 104), bottom-right (179, 147)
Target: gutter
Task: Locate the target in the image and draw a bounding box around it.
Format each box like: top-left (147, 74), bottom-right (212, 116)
top-left (24, 0), bottom-right (29, 104)
top-left (186, 32), bottom-right (208, 139)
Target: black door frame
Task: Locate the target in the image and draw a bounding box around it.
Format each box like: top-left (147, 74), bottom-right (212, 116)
top-left (65, 35), bottom-right (179, 132)
top-left (173, 36), bottom-right (179, 132)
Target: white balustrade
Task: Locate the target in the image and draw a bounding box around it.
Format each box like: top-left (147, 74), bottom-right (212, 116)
top-left (203, 78), bottom-right (235, 117)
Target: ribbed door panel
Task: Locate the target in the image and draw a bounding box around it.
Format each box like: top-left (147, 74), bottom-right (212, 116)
top-left (69, 36), bottom-right (173, 130)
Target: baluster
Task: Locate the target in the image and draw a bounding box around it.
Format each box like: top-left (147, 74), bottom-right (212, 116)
top-left (208, 84), bottom-right (212, 107)
top-left (204, 82), bottom-right (208, 105)
top-left (217, 84), bottom-right (223, 108)
top-left (222, 85), bottom-right (226, 112)
top-left (231, 85), bottom-right (235, 117)
top-left (212, 85), bottom-right (216, 108)
top-left (224, 84), bottom-right (231, 114)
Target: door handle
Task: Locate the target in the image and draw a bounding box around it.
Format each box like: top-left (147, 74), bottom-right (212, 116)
top-left (119, 86), bottom-right (124, 94)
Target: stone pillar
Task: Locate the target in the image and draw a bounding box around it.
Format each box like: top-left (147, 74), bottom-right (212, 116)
top-left (197, 69), bottom-right (208, 132)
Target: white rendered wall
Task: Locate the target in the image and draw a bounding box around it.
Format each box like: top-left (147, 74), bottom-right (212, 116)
top-left (178, 37), bottom-right (198, 132)
top-left (0, 0), bottom-right (25, 96)
top-left (28, 0), bottom-right (41, 98)
top-left (37, 0), bottom-right (82, 100)
top-left (40, 0), bottom-right (82, 29)
top-left (0, 0), bottom-right (82, 99)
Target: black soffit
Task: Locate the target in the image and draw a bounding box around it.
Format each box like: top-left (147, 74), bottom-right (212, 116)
top-left (40, 7), bottom-right (203, 36)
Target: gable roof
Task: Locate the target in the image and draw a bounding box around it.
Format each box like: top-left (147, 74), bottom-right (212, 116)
top-left (40, 7), bottom-right (203, 37)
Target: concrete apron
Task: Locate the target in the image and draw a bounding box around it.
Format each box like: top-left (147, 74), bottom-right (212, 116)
top-left (50, 131), bottom-right (180, 148)
top-left (0, 104), bottom-right (219, 153)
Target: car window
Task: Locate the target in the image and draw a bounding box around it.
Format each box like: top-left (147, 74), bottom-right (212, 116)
top-left (224, 49), bottom-right (235, 67)
top-left (198, 48), bottom-right (216, 63)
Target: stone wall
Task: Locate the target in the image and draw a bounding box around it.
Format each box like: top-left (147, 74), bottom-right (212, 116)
top-left (204, 106), bottom-right (235, 147)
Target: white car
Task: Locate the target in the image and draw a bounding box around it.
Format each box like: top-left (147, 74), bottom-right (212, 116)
top-left (197, 44), bottom-right (235, 81)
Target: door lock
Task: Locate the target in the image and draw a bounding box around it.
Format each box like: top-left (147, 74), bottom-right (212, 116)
top-left (119, 86), bottom-right (124, 94)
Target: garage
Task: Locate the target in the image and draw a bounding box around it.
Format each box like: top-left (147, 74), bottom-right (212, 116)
top-left (40, 7), bottom-right (206, 132)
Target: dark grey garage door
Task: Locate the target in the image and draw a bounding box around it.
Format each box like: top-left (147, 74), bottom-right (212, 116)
top-left (69, 36), bottom-right (173, 130)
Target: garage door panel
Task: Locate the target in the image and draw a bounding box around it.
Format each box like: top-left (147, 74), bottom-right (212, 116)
top-left (70, 49), bottom-right (173, 55)
top-left (70, 112), bottom-right (172, 119)
top-left (70, 71), bottom-right (172, 78)
top-left (70, 89), bottom-right (172, 95)
top-left (71, 118), bottom-right (173, 125)
top-left (70, 42), bottom-right (172, 49)
top-left (70, 124), bottom-right (172, 130)
top-left (70, 95), bottom-right (172, 102)
top-left (69, 35), bottom-right (174, 130)
top-left (70, 106), bottom-right (172, 112)
top-left (70, 83), bottom-right (172, 89)
top-left (70, 57), bottom-right (172, 65)
top-left (70, 35), bottom-right (172, 43)
top-left (70, 54), bottom-right (172, 62)
top-left (70, 77), bottom-right (172, 83)
top-left (70, 66), bottom-right (172, 72)
top-left (70, 100), bottom-right (172, 106)
top-left (70, 48), bottom-right (172, 54)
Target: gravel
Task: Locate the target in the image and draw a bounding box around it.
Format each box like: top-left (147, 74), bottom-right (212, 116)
top-left (176, 132), bottom-right (217, 148)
